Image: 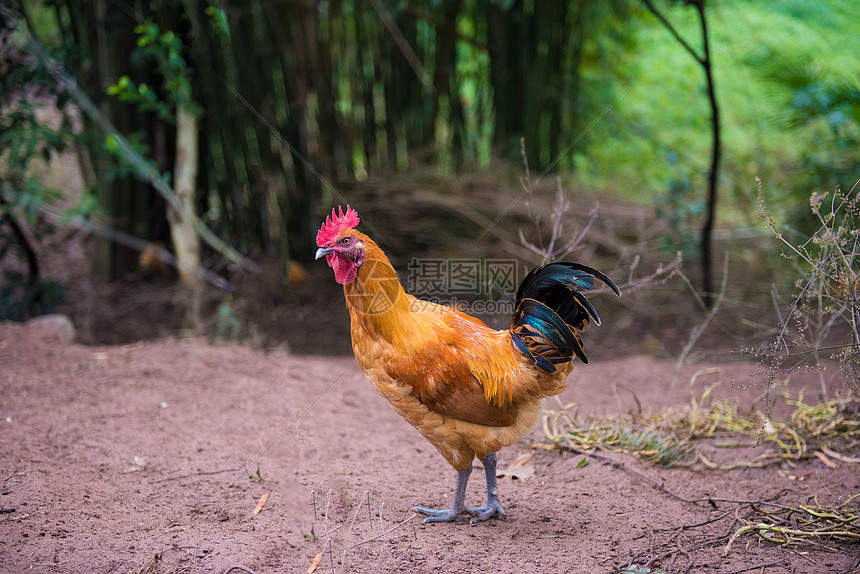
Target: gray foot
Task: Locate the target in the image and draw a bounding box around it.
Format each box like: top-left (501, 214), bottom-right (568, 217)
top-left (467, 498), bottom-right (505, 523)
top-left (412, 505), bottom-right (471, 523)
top-left (415, 453), bottom-right (507, 524)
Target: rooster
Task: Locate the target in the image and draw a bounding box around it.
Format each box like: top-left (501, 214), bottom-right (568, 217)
top-left (315, 206), bottom-right (619, 523)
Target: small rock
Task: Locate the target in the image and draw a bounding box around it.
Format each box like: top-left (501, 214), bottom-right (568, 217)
top-left (24, 314), bottom-right (76, 345)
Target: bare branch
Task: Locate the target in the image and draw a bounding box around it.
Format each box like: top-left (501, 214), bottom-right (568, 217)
top-left (640, 0), bottom-right (705, 65)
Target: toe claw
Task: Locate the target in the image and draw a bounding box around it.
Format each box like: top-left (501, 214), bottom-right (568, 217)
top-left (467, 500), bottom-right (506, 524)
top-left (413, 505), bottom-right (469, 523)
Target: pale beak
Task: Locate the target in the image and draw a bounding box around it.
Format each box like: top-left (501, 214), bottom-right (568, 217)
top-left (315, 246), bottom-right (335, 260)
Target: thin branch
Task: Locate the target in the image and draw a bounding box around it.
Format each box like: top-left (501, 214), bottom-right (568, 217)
top-left (675, 253), bottom-right (729, 368)
top-left (0, 188), bottom-right (40, 286)
top-left (350, 491), bottom-right (370, 530)
top-left (37, 202), bottom-right (231, 290)
top-left (151, 467), bottom-right (242, 484)
top-left (537, 436), bottom-right (800, 512)
top-left (725, 562), bottom-right (784, 574)
top-left (641, 0), bottom-right (704, 65)
top-left (347, 513), bottom-right (417, 549)
top-left (369, 0), bottom-right (434, 96)
top-left (559, 207), bottom-right (599, 259)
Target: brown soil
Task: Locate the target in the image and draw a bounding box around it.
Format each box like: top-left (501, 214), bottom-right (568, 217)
top-left (2, 319), bottom-right (858, 574)
top-left (2, 171), bottom-right (858, 572)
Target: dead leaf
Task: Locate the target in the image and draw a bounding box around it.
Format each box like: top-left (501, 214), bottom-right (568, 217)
top-left (813, 451), bottom-right (838, 469)
top-left (308, 551), bottom-right (322, 573)
top-left (821, 446), bottom-right (860, 463)
top-left (497, 452), bottom-right (536, 481)
top-left (253, 492), bottom-right (269, 515)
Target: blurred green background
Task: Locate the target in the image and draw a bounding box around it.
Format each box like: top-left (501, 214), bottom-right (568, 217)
top-left (1, 0), bottom-right (858, 356)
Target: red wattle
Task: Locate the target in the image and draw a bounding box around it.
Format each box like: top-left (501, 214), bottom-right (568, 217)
top-left (329, 253), bottom-right (358, 284)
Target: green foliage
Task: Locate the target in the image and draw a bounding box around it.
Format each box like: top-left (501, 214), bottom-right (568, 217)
top-left (580, 0), bottom-right (860, 228)
top-left (101, 131), bottom-right (165, 185)
top-left (134, 19), bottom-right (197, 112)
top-left (0, 178), bottom-right (60, 225)
top-left (204, 6), bottom-right (229, 38)
top-left (12, 0), bottom-right (860, 283)
top-left (106, 76), bottom-right (171, 121)
top-left (749, 52), bottom-right (860, 231)
top-left (0, 9), bottom-right (97, 322)
top-left (1, 102), bottom-right (68, 166)
top-left (0, 98), bottom-right (69, 224)
top-left (59, 192), bottom-right (100, 226)
top-left (0, 13), bottom-right (96, 226)
top-left (106, 18), bottom-right (201, 122)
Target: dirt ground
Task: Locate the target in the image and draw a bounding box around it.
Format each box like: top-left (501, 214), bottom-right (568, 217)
top-left (1, 316), bottom-right (858, 574)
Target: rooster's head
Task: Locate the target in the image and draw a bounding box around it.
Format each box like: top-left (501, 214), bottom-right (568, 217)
top-left (315, 205), bottom-right (365, 284)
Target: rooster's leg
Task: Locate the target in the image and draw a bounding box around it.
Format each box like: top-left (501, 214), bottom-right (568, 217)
top-left (464, 452), bottom-right (505, 523)
top-left (412, 465), bottom-right (473, 523)
top-left (412, 453), bottom-right (505, 524)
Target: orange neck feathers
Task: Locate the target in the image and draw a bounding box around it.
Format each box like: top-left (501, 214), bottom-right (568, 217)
top-left (343, 233), bottom-right (442, 351)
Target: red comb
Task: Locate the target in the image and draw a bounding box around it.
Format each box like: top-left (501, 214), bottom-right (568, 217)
top-left (316, 205), bottom-right (360, 247)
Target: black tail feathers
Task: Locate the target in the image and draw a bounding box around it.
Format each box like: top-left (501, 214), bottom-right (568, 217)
top-left (510, 262), bottom-right (620, 373)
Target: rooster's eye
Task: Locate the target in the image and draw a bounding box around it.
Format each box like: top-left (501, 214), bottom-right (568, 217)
top-left (341, 237), bottom-right (351, 245)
